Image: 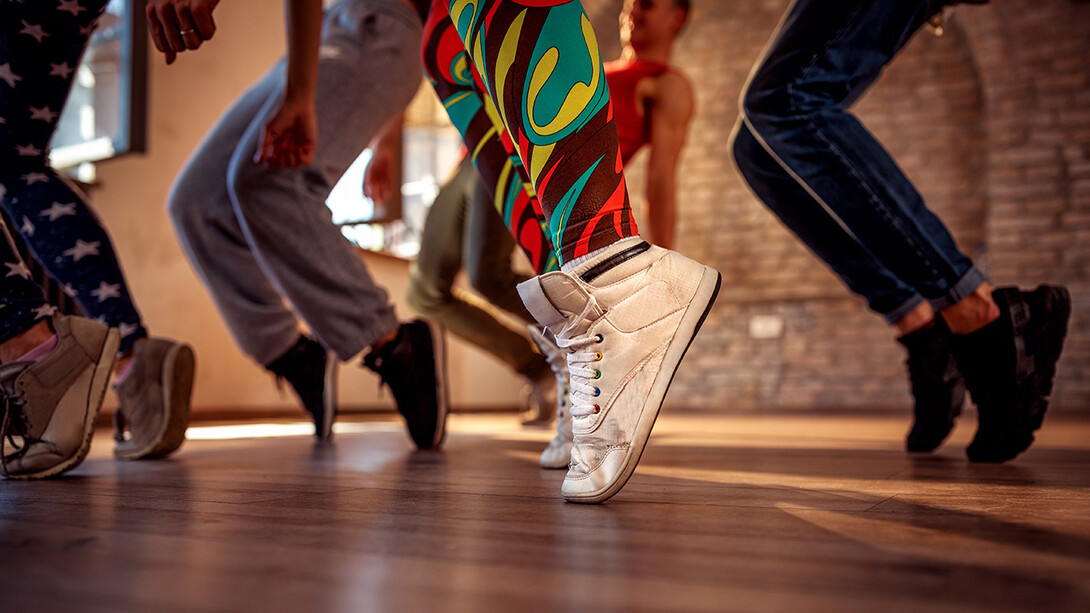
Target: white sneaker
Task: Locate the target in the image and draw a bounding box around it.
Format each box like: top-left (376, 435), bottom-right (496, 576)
top-left (518, 239), bottom-right (720, 503)
top-left (528, 325), bottom-right (573, 469)
top-left (519, 372), bottom-right (557, 427)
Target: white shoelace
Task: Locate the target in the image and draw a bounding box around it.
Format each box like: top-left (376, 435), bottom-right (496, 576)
top-left (552, 295), bottom-right (606, 419)
top-left (558, 333), bottom-right (604, 418)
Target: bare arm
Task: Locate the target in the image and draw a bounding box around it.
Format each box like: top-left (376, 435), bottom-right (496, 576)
top-left (363, 114), bottom-right (406, 203)
top-left (255, 0), bottom-right (324, 168)
top-left (283, 0), bottom-right (323, 110)
top-left (644, 71), bottom-right (694, 250)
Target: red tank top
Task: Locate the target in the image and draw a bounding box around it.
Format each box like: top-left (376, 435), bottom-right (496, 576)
top-left (605, 58), bottom-right (671, 164)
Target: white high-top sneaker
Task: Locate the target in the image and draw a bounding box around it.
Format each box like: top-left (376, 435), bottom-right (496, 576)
top-left (528, 325), bottom-right (573, 469)
top-left (518, 239), bottom-right (721, 503)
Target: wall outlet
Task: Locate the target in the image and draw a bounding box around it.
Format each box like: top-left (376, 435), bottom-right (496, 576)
top-left (749, 314), bottom-right (785, 339)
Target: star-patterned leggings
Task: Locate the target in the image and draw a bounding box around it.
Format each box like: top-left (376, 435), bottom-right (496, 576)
top-left (433, 0), bottom-right (638, 267)
top-left (0, 0), bottom-right (146, 349)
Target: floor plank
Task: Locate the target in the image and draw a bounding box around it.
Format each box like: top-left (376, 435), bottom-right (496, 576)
top-left (2, 412), bottom-right (1089, 612)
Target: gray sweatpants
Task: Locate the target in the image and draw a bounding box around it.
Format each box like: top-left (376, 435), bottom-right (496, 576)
top-left (169, 0), bottom-right (422, 365)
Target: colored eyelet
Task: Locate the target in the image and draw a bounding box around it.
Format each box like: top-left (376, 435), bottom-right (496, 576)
top-left (594, 369), bottom-right (601, 379)
top-left (594, 351), bottom-right (603, 361)
top-left (593, 387), bottom-right (601, 397)
top-left (593, 405), bottom-right (601, 414)
top-left (595, 334), bottom-right (604, 343)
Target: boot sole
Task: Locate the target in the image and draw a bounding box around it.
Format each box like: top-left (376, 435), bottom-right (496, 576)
top-left (9, 328), bottom-right (120, 480)
top-left (317, 349), bottom-right (338, 441)
top-left (422, 318), bottom-right (449, 450)
top-left (564, 267), bottom-right (722, 504)
top-left (115, 343), bottom-right (196, 460)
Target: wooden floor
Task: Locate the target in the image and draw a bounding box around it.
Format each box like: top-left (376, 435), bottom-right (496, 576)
top-left (2, 411), bottom-right (1089, 612)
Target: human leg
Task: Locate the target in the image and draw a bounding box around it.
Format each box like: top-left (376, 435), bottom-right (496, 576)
top-left (740, 0), bottom-right (986, 312)
top-left (0, 214), bottom-right (118, 478)
top-left (422, 0), bottom-right (556, 273)
top-left (169, 65), bottom-right (304, 366)
top-left (448, 0), bottom-right (720, 501)
top-left (2, 0), bottom-right (192, 460)
top-left (740, 0), bottom-right (1068, 461)
top-left (461, 166), bottom-right (558, 424)
top-left (0, 0), bottom-right (146, 350)
top-left (732, 119), bottom-right (965, 451)
top-left (223, 0), bottom-right (446, 447)
top-left (409, 158), bottom-right (550, 382)
top-left (446, 0), bottom-right (639, 263)
top-left (224, 6), bottom-right (422, 361)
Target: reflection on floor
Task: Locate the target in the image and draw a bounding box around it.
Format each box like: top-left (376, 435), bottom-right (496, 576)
top-left (2, 411), bottom-right (1089, 612)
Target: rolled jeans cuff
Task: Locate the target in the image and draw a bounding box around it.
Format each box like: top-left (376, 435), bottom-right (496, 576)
top-left (883, 294), bottom-right (928, 326)
top-left (928, 266), bottom-right (989, 313)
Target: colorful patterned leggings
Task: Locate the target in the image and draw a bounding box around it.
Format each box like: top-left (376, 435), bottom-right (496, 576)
top-left (423, 0), bottom-right (636, 271)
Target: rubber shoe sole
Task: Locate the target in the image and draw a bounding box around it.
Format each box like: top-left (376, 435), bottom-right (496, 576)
top-left (114, 342), bottom-right (196, 460)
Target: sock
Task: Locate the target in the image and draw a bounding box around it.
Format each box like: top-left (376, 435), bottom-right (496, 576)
top-left (560, 236), bottom-right (644, 274)
top-left (14, 335), bottom-right (58, 363)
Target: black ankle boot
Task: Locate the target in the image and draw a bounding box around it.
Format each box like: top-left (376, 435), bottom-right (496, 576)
top-left (362, 320), bottom-right (448, 450)
top-left (897, 318), bottom-right (965, 453)
top-left (267, 336), bottom-right (337, 440)
top-left (949, 286), bottom-right (1070, 463)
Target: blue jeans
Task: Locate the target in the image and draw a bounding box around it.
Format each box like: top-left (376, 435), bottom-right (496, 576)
top-left (733, 0), bottom-right (986, 324)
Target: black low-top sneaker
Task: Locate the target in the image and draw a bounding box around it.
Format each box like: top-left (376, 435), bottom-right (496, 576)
top-left (267, 336), bottom-right (338, 440)
top-left (362, 320), bottom-right (448, 450)
top-left (897, 319), bottom-right (966, 453)
top-left (951, 285), bottom-right (1071, 463)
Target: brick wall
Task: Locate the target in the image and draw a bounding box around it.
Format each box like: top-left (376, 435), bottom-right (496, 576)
top-left (585, 0), bottom-right (1090, 410)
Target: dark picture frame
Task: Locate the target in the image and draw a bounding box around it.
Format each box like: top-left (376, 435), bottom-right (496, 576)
top-left (50, 0), bottom-right (148, 169)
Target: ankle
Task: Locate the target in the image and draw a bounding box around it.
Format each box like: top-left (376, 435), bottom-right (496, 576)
top-left (0, 320), bottom-right (56, 363)
top-left (370, 327), bottom-right (400, 354)
top-left (893, 301), bottom-right (936, 337)
top-left (941, 284), bottom-right (1001, 334)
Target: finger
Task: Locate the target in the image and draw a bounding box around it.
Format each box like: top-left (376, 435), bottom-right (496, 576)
top-left (181, 30), bottom-right (202, 51)
top-left (287, 149), bottom-right (302, 169)
top-left (146, 11), bottom-right (176, 61)
top-left (176, 6), bottom-right (202, 50)
top-left (255, 128), bottom-right (274, 164)
top-left (156, 5), bottom-right (187, 53)
top-left (146, 8), bottom-right (168, 53)
top-left (298, 145), bottom-right (315, 167)
top-left (192, 7), bottom-right (217, 41)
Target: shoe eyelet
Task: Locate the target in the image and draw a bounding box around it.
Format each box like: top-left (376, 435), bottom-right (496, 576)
top-left (593, 387), bottom-right (600, 397)
top-left (593, 405), bottom-right (601, 414)
top-left (594, 351), bottom-right (602, 361)
top-left (595, 334), bottom-right (604, 343)
top-left (593, 369), bottom-right (601, 379)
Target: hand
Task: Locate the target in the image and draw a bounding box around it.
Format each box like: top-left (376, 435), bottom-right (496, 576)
top-left (145, 0), bottom-right (220, 65)
top-left (363, 143), bottom-right (395, 202)
top-left (255, 97), bottom-right (318, 170)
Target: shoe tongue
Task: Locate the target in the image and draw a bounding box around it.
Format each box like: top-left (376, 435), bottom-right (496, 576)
top-left (519, 273), bottom-right (596, 330)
